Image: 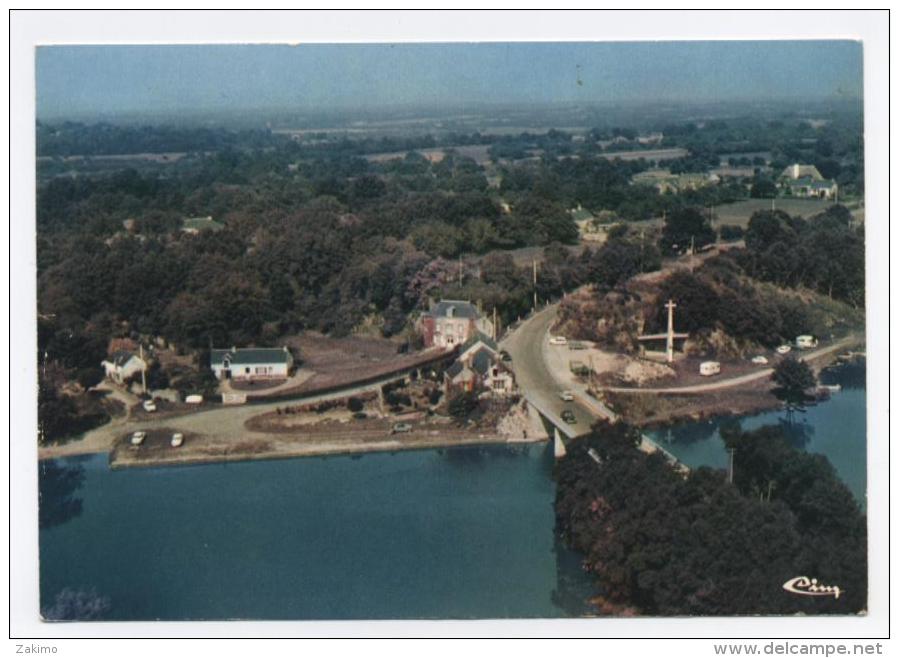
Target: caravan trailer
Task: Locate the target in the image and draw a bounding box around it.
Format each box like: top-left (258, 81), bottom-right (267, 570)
top-left (699, 361), bottom-right (721, 377)
top-left (796, 335), bottom-right (818, 350)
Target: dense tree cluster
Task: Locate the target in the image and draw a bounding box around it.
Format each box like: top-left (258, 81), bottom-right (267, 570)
top-left (738, 206), bottom-right (865, 307)
top-left (555, 421), bottom-right (866, 615)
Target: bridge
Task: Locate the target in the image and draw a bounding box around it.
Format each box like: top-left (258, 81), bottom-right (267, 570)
top-left (502, 304), bottom-right (685, 468)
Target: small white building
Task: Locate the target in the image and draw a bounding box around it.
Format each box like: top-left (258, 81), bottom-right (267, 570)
top-left (101, 350), bottom-right (147, 384)
top-left (210, 347), bottom-right (293, 381)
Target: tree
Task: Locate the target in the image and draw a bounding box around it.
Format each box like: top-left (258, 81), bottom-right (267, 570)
top-left (656, 271), bottom-right (720, 333)
top-left (659, 207), bottom-right (716, 255)
top-left (590, 238), bottom-right (642, 289)
top-left (750, 178), bottom-right (778, 198)
top-left (555, 421), bottom-right (866, 616)
top-left (772, 356), bottom-right (815, 407)
top-left (448, 390), bottom-right (479, 419)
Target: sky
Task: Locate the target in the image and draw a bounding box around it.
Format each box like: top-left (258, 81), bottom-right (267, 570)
top-left (35, 41), bottom-right (863, 120)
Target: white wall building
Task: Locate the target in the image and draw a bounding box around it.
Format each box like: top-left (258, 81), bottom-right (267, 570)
top-left (210, 347), bottom-right (293, 381)
top-left (101, 350), bottom-right (147, 384)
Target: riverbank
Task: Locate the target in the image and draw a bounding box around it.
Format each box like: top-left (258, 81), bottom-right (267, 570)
top-left (598, 336), bottom-right (863, 427)
top-left (108, 430), bottom-right (547, 469)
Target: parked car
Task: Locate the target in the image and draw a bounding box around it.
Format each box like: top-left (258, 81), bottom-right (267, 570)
top-left (699, 361), bottom-right (721, 377)
top-left (391, 422), bottom-right (413, 434)
top-left (130, 431), bottom-right (146, 446)
top-left (558, 390), bottom-right (574, 402)
top-left (569, 341), bottom-right (586, 350)
top-left (142, 399), bottom-right (157, 412)
top-left (776, 344), bottom-right (792, 355)
top-left (561, 409), bottom-right (577, 424)
top-left (170, 433), bottom-right (184, 448)
top-left (796, 335), bottom-right (819, 350)
top-left (500, 350), bottom-right (512, 362)
top-left (185, 394), bottom-right (203, 405)
top-left (751, 355), bottom-right (769, 365)
top-left (549, 336), bottom-right (568, 346)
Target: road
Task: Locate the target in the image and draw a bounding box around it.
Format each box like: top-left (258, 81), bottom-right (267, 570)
top-left (501, 306), bottom-right (609, 436)
top-left (500, 304), bottom-right (694, 466)
top-left (39, 377), bottom-right (406, 460)
top-left (599, 335), bottom-right (861, 394)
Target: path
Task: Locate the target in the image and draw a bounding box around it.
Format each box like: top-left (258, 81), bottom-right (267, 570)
top-left (599, 335), bottom-right (861, 394)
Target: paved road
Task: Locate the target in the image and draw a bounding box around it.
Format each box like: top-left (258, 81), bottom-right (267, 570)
top-left (39, 377), bottom-right (405, 460)
top-left (599, 335), bottom-right (861, 394)
top-left (501, 306), bottom-right (604, 435)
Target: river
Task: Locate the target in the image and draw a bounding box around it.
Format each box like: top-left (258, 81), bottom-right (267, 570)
top-left (647, 360), bottom-right (867, 506)
top-left (38, 362), bottom-right (865, 620)
top-left (39, 442), bottom-right (594, 621)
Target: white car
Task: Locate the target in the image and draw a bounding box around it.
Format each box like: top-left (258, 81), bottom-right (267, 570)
top-left (776, 345), bottom-right (792, 355)
top-left (549, 336), bottom-right (568, 346)
top-left (751, 356), bottom-right (769, 365)
top-left (558, 390), bottom-right (574, 402)
top-left (130, 431), bottom-right (147, 446)
top-left (185, 394), bottom-right (203, 405)
top-left (142, 399), bottom-right (157, 412)
top-left (170, 433), bottom-right (184, 448)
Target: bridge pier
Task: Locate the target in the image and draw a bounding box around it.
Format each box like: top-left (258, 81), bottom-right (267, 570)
top-left (553, 427), bottom-right (567, 459)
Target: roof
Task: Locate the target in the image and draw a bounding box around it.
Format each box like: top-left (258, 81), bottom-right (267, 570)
top-left (427, 299), bottom-right (480, 320)
top-left (789, 177), bottom-right (837, 189)
top-left (470, 348), bottom-right (499, 376)
top-left (183, 216), bottom-right (225, 232)
top-left (106, 350), bottom-right (142, 368)
top-left (460, 330), bottom-right (498, 354)
top-left (446, 361), bottom-right (467, 378)
top-left (211, 347), bottom-right (290, 366)
top-left (780, 164), bottom-right (824, 181)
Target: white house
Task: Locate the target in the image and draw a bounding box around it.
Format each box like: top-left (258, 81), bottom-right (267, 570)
top-left (101, 350), bottom-right (147, 384)
top-left (210, 347), bottom-right (293, 381)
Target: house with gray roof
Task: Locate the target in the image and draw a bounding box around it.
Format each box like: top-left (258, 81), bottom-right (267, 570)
top-left (419, 299), bottom-right (494, 349)
top-left (101, 350), bottom-right (147, 384)
top-left (444, 333), bottom-right (514, 397)
top-left (210, 346), bottom-right (293, 381)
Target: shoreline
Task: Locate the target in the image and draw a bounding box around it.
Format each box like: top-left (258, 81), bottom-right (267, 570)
top-left (100, 433), bottom-right (547, 469)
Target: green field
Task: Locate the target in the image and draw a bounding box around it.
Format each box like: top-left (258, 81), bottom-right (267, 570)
top-left (712, 198), bottom-right (863, 228)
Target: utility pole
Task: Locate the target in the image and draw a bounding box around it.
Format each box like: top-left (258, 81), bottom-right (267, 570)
top-left (665, 299), bottom-right (677, 363)
top-left (727, 447), bottom-right (736, 484)
top-left (640, 229), bottom-right (645, 272)
top-left (139, 343), bottom-right (147, 395)
top-left (532, 259), bottom-right (538, 312)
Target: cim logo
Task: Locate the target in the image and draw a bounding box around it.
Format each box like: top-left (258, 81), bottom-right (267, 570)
top-left (782, 576), bottom-right (842, 599)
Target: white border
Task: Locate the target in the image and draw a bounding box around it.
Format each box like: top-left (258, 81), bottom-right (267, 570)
top-left (8, 9), bottom-right (891, 642)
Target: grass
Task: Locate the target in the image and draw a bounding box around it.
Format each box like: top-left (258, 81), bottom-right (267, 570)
top-left (712, 198), bottom-right (850, 228)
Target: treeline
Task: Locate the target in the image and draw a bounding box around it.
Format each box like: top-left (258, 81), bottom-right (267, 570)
top-left (661, 113), bottom-right (865, 194)
top-left (555, 421), bottom-right (866, 616)
top-left (37, 121), bottom-right (279, 157)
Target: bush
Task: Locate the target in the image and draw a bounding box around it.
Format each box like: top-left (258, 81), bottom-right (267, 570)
top-left (718, 224), bottom-right (744, 241)
top-left (346, 397), bottom-right (364, 412)
top-left (448, 391), bottom-right (479, 419)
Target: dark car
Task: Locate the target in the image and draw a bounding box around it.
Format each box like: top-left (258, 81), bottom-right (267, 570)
top-left (500, 350), bottom-right (512, 362)
top-left (561, 410), bottom-right (577, 424)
